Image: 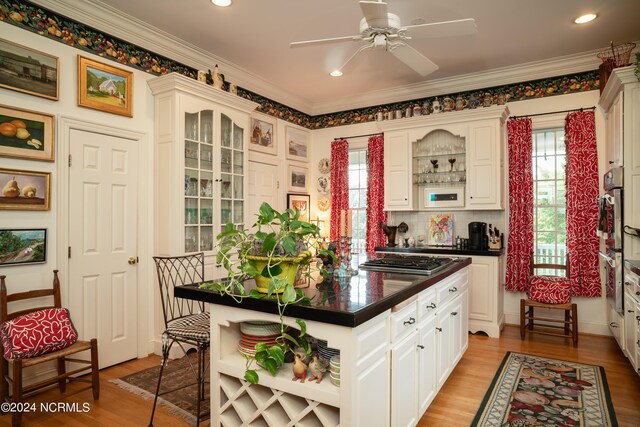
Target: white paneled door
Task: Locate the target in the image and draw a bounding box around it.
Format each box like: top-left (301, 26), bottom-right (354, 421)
top-left (68, 129), bottom-right (139, 368)
top-left (248, 160), bottom-right (279, 217)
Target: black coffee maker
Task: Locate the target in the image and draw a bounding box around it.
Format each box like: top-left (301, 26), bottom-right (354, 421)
top-left (468, 222), bottom-right (488, 250)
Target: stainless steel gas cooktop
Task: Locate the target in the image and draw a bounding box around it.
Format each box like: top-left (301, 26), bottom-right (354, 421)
top-left (359, 254), bottom-right (457, 275)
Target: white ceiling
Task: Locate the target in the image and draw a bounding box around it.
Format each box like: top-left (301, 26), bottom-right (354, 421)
top-left (67, 0), bottom-right (640, 114)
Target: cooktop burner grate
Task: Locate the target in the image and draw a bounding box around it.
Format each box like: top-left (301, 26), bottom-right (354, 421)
top-left (359, 255), bottom-right (457, 275)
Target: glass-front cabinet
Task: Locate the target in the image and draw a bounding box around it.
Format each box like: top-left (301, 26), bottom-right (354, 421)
top-left (149, 73), bottom-right (258, 273)
top-left (412, 130), bottom-right (466, 186)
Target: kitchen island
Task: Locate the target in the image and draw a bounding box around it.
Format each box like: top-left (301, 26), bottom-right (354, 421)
top-left (176, 257), bottom-right (471, 427)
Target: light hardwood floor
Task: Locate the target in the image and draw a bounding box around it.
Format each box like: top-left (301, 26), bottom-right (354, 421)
top-left (1, 325), bottom-right (639, 426)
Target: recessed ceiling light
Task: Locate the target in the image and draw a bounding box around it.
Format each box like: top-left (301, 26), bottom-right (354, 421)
top-left (330, 70), bottom-right (343, 77)
top-left (574, 13), bottom-right (597, 24)
top-left (211, 0), bottom-right (232, 6)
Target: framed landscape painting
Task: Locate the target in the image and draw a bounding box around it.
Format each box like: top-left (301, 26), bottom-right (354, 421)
top-left (249, 113), bottom-right (276, 155)
top-left (0, 38), bottom-right (59, 100)
top-left (0, 168), bottom-right (50, 210)
top-left (287, 193), bottom-right (310, 222)
top-left (288, 164), bottom-right (308, 192)
top-left (78, 56), bottom-right (133, 117)
top-left (285, 126), bottom-right (309, 161)
top-left (0, 104), bottom-right (55, 161)
top-left (0, 228), bottom-right (47, 267)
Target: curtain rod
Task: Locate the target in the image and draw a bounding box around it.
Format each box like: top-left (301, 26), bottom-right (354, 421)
top-left (510, 106), bottom-right (596, 120)
top-left (333, 132), bottom-right (383, 141)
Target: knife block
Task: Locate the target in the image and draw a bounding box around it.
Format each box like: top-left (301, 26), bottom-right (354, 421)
top-left (488, 236), bottom-right (501, 250)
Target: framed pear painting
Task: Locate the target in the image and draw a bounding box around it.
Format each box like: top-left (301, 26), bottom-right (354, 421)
top-left (0, 168), bottom-right (51, 210)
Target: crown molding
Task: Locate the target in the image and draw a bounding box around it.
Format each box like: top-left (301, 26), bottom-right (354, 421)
top-left (311, 51), bottom-right (601, 115)
top-left (30, 0), bottom-right (314, 114)
top-left (376, 105), bottom-right (509, 132)
top-left (598, 66), bottom-right (638, 112)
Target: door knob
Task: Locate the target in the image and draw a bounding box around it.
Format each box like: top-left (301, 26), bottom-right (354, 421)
top-left (128, 257), bottom-right (138, 265)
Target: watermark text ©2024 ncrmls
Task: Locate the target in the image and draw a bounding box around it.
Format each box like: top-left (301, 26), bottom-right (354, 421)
top-left (1, 401), bottom-right (91, 413)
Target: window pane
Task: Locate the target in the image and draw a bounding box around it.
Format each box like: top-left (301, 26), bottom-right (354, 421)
top-left (349, 189), bottom-right (360, 208)
top-left (349, 151), bottom-right (359, 165)
top-left (536, 207), bottom-right (556, 231)
top-left (536, 181), bottom-right (555, 205)
top-left (535, 156), bottom-right (555, 180)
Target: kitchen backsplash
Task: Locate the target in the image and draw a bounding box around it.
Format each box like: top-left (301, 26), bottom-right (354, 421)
top-left (387, 210), bottom-right (506, 241)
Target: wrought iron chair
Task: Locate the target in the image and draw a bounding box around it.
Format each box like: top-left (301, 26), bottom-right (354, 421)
top-left (520, 254), bottom-right (578, 347)
top-left (150, 253), bottom-right (210, 427)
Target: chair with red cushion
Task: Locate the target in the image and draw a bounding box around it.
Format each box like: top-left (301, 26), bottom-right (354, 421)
top-left (0, 270), bottom-right (99, 427)
top-left (520, 255), bottom-right (578, 347)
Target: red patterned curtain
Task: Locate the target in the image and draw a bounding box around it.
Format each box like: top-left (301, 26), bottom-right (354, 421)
top-left (366, 135), bottom-right (387, 252)
top-left (505, 118), bottom-right (533, 292)
top-left (565, 111), bottom-right (600, 297)
top-left (330, 139), bottom-right (349, 243)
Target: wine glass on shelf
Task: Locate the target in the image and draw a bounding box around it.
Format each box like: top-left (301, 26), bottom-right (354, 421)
top-left (430, 159), bottom-right (439, 173)
top-left (448, 158), bottom-right (456, 172)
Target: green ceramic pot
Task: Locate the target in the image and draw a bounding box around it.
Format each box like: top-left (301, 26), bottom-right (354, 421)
top-left (247, 251), bottom-right (311, 293)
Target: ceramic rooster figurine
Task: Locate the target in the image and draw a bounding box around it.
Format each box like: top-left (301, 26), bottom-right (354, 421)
top-left (307, 354), bottom-right (329, 383)
top-left (292, 354), bottom-right (308, 383)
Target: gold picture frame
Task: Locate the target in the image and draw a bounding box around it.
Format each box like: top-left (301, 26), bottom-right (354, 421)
top-left (249, 113), bottom-right (277, 155)
top-left (0, 38), bottom-right (59, 100)
top-left (77, 56), bottom-right (133, 117)
top-left (0, 104), bottom-right (55, 162)
top-left (0, 168), bottom-right (51, 211)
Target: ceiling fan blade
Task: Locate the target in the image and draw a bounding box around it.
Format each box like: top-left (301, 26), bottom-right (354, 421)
top-left (404, 18), bottom-right (477, 39)
top-left (359, 1), bottom-right (388, 28)
top-left (290, 35), bottom-right (362, 47)
top-left (390, 44), bottom-right (439, 76)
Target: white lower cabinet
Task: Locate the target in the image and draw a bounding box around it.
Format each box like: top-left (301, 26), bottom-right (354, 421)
top-left (390, 269), bottom-right (468, 427)
top-left (467, 255), bottom-right (504, 338)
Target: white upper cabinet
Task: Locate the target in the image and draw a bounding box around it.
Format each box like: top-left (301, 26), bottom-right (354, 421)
top-left (378, 106), bottom-right (509, 211)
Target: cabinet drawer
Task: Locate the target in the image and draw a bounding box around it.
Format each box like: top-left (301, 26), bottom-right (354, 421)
top-left (390, 301), bottom-right (418, 343)
top-left (418, 287), bottom-right (438, 321)
top-left (437, 270), bottom-right (468, 307)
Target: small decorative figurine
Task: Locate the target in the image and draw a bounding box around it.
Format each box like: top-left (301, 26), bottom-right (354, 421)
top-left (229, 83), bottom-right (237, 94)
top-left (307, 354), bottom-right (329, 383)
top-left (213, 65), bottom-right (224, 89)
top-left (455, 95), bottom-right (467, 111)
top-left (432, 97), bottom-right (443, 114)
top-left (197, 70), bottom-right (207, 83)
top-left (292, 354), bottom-right (308, 383)
top-left (483, 92), bottom-right (493, 107)
top-left (468, 94), bottom-right (478, 109)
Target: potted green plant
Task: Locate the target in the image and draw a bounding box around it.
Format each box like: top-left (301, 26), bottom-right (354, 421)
top-left (200, 202), bottom-right (334, 384)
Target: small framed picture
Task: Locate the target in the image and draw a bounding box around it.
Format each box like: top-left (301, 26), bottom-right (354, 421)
top-left (287, 193), bottom-right (310, 222)
top-left (77, 55), bottom-right (133, 117)
top-left (249, 113), bottom-right (277, 155)
top-left (0, 168), bottom-right (51, 210)
top-left (285, 126), bottom-right (309, 161)
top-left (288, 164), bottom-right (308, 192)
top-left (0, 104), bottom-right (55, 162)
top-left (0, 38), bottom-right (59, 100)
top-left (0, 228), bottom-right (47, 267)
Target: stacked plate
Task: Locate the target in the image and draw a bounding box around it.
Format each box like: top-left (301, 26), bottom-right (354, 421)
top-left (330, 355), bottom-right (340, 387)
top-left (238, 321), bottom-right (281, 358)
top-left (316, 339), bottom-right (340, 362)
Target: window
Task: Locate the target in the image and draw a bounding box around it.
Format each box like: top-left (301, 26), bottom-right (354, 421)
top-left (348, 147), bottom-right (367, 253)
top-left (532, 128), bottom-right (566, 271)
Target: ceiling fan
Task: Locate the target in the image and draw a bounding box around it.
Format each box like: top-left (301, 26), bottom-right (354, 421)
top-left (290, 1), bottom-right (477, 76)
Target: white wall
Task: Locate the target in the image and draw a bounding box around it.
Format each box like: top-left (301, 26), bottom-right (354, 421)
top-left (307, 90), bottom-right (611, 336)
top-left (0, 23), bottom-right (157, 354)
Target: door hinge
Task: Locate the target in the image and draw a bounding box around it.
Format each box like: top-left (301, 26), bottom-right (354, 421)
top-left (68, 154), bottom-right (72, 167)
top-left (68, 246), bottom-right (71, 258)
top-left (277, 180), bottom-right (280, 189)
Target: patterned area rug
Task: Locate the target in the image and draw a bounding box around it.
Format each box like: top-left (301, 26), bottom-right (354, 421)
top-left (110, 350), bottom-right (210, 426)
top-left (471, 352), bottom-right (617, 427)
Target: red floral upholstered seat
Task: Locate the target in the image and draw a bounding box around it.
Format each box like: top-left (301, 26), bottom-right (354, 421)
top-left (527, 275), bottom-right (571, 304)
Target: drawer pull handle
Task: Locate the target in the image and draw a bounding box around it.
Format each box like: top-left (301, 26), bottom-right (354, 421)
top-left (451, 311), bottom-right (458, 316)
top-left (417, 345), bottom-right (425, 350)
top-left (436, 327), bottom-right (443, 332)
top-left (404, 317), bottom-right (416, 326)
top-left (625, 281), bottom-right (631, 286)
top-left (628, 310), bottom-right (635, 313)
top-left (609, 322), bottom-right (618, 328)
top-left (637, 292), bottom-right (640, 296)
top-left (426, 303), bottom-right (436, 310)
top-left (449, 287), bottom-right (458, 293)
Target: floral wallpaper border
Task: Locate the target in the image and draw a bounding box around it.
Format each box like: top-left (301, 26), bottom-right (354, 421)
top-left (2, 0), bottom-right (600, 130)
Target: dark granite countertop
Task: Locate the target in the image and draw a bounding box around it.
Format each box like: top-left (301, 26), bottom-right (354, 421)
top-left (174, 256), bottom-right (471, 328)
top-left (375, 245), bottom-right (504, 257)
top-left (625, 259), bottom-right (640, 276)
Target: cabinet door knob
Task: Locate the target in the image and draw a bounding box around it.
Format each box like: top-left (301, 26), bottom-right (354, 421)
top-left (403, 317), bottom-right (416, 326)
top-left (436, 327), bottom-right (442, 332)
top-left (451, 311), bottom-right (458, 316)
top-left (417, 345), bottom-right (425, 350)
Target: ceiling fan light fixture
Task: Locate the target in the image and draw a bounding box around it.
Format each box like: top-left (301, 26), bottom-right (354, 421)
top-left (330, 70), bottom-right (343, 77)
top-left (574, 13), bottom-right (597, 24)
top-left (211, 0), bottom-right (232, 7)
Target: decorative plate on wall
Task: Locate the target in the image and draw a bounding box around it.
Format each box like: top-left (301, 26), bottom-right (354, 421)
top-left (317, 176), bottom-right (330, 194)
top-left (317, 196), bottom-right (330, 212)
top-left (318, 158), bottom-right (330, 174)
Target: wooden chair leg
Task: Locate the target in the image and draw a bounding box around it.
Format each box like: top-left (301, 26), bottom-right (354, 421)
top-left (520, 299), bottom-right (526, 340)
top-left (11, 361), bottom-right (22, 427)
top-left (0, 356), bottom-right (7, 407)
top-left (57, 357), bottom-right (67, 393)
top-left (90, 339), bottom-right (100, 400)
top-left (571, 304), bottom-right (578, 347)
top-left (564, 309), bottom-right (570, 335)
top-left (527, 306), bottom-right (534, 330)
